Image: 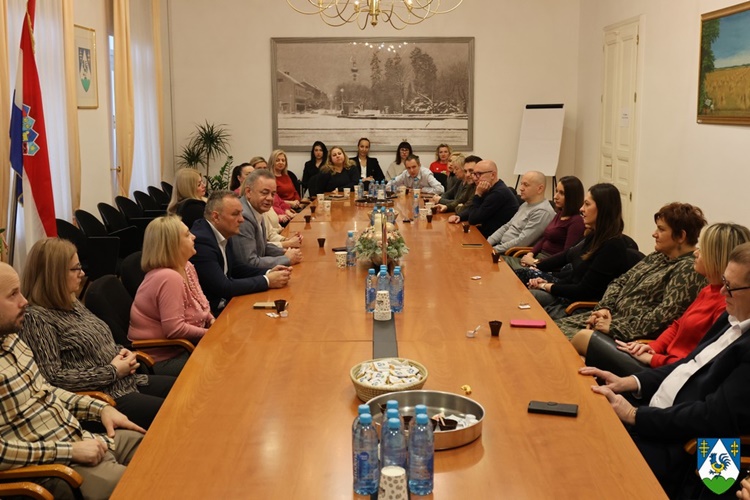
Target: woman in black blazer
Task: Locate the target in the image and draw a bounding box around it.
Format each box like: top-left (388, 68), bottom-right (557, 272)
top-left (352, 137), bottom-right (385, 182)
top-left (302, 141), bottom-right (327, 197)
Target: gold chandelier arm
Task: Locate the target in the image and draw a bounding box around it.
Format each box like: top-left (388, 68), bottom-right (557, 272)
top-left (286, 0), bottom-right (463, 29)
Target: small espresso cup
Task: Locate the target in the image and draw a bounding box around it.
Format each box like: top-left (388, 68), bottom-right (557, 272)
top-left (317, 237), bottom-right (325, 248)
top-left (462, 223), bottom-right (470, 233)
top-left (489, 320), bottom-right (502, 337)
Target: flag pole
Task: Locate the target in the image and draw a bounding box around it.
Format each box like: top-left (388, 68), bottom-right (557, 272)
top-left (6, 176), bottom-right (20, 266)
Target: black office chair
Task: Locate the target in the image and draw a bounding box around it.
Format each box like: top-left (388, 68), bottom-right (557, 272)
top-left (121, 251), bottom-right (145, 298)
top-left (84, 275), bottom-right (194, 366)
top-left (175, 198), bottom-right (207, 230)
top-left (161, 181), bottom-right (173, 198)
top-left (148, 185), bottom-right (170, 209)
top-left (134, 190), bottom-right (165, 214)
top-left (116, 195), bottom-right (162, 220)
top-left (433, 172), bottom-right (448, 190)
top-left (56, 219), bottom-right (119, 281)
top-left (74, 209), bottom-right (141, 258)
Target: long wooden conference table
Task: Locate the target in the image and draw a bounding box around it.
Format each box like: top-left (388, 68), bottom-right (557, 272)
top-left (112, 195), bottom-right (666, 499)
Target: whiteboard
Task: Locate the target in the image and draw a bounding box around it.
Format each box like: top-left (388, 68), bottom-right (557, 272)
top-left (513, 104), bottom-right (565, 177)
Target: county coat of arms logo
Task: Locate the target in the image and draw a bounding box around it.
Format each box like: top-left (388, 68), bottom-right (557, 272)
top-left (697, 438), bottom-right (741, 495)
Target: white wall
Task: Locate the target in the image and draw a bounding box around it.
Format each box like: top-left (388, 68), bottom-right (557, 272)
top-left (577, 0), bottom-right (750, 248)
top-left (74, 0), bottom-right (114, 215)
top-left (164, 0), bottom-right (581, 184)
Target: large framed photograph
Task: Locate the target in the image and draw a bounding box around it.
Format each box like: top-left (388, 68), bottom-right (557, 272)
top-left (271, 37), bottom-right (474, 152)
top-left (74, 25), bottom-right (98, 109)
top-left (698, 1), bottom-right (750, 125)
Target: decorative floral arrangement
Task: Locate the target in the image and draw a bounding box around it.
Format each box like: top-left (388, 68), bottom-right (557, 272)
top-left (354, 224), bottom-right (409, 262)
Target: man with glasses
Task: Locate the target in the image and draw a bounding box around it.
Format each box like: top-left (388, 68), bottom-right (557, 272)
top-left (386, 154), bottom-right (444, 195)
top-left (434, 155), bottom-right (482, 214)
top-left (235, 169), bottom-right (303, 268)
top-left (448, 160), bottom-right (519, 238)
top-left (579, 242), bottom-right (750, 497)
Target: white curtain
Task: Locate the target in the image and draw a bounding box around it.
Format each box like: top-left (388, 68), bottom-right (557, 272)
top-left (123, 0), bottom-right (161, 195)
top-left (7, 0), bottom-right (73, 268)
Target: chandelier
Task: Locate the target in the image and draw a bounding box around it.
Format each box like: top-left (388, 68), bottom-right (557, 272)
top-left (286, 0), bottom-right (463, 30)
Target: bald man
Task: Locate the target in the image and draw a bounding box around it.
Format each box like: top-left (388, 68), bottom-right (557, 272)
top-left (487, 170), bottom-right (556, 253)
top-left (0, 262), bottom-right (145, 499)
top-left (448, 160), bottom-right (519, 238)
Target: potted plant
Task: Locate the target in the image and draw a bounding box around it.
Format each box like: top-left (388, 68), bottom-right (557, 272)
top-left (177, 121), bottom-right (231, 189)
top-left (354, 224), bottom-right (409, 271)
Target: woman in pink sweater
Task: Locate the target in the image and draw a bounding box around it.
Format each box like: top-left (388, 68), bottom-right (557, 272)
top-left (578, 222), bottom-right (750, 376)
top-left (129, 216), bottom-right (214, 376)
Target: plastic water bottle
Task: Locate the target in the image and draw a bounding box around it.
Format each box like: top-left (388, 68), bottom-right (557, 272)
top-left (408, 413), bottom-right (434, 495)
top-left (381, 417), bottom-right (407, 469)
top-left (352, 413), bottom-right (380, 495)
top-left (378, 266), bottom-right (390, 293)
top-left (357, 180), bottom-right (364, 199)
top-left (409, 404), bottom-right (428, 435)
top-left (352, 404), bottom-right (371, 432)
top-left (346, 231), bottom-right (357, 267)
top-left (369, 180), bottom-right (376, 198)
top-left (365, 269), bottom-right (377, 312)
top-left (387, 208), bottom-right (396, 224)
top-left (377, 182), bottom-right (386, 200)
top-left (390, 267), bottom-right (404, 313)
top-left (413, 193), bottom-right (420, 219)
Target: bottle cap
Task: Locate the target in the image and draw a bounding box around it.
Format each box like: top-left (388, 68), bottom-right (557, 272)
top-left (348, 231), bottom-right (354, 237)
top-left (386, 400), bottom-right (398, 410)
top-left (358, 404), bottom-right (370, 415)
top-left (368, 268), bottom-right (376, 275)
top-left (386, 408), bottom-right (399, 420)
top-left (416, 414), bottom-right (429, 425)
top-left (415, 404), bottom-right (427, 415)
top-left (360, 413), bottom-right (373, 425)
top-left (387, 417), bottom-right (401, 429)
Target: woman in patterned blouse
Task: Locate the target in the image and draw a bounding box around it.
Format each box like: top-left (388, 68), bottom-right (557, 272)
top-left (19, 238), bottom-right (175, 430)
top-left (557, 202), bottom-right (709, 342)
top-left (129, 216), bottom-right (214, 376)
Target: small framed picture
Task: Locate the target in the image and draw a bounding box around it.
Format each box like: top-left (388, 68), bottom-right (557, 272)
top-left (74, 25), bottom-right (98, 109)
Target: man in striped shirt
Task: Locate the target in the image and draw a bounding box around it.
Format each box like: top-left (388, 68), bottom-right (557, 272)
top-left (0, 262), bottom-right (145, 499)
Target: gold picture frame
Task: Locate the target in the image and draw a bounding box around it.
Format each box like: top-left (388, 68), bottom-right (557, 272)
top-left (698, 1), bottom-right (750, 125)
top-left (74, 25), bottom-right (98, 109)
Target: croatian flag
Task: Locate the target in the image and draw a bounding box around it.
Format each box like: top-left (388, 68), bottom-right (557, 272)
top-left (9, 0), bottom-right (57, 250)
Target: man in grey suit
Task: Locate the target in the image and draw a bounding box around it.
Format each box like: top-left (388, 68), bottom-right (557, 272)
top-left (236, 169), bottom-right (303, 269)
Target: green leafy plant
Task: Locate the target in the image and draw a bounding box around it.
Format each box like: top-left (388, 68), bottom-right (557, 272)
top-left (354, 225), bottom-right (409, 262)
top-left (206, 155), bottom-right (234, 191)
top-left (177, 121), bottom-right (231, 179)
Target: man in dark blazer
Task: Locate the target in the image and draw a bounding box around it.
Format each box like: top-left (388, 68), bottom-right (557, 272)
top-left (236, 169), bottom-right (302, 269)
top-left (190, 190), bottom-right (291, 316)
top-left (448, 160), bottom-right (519, 238)
top-left (580, 242), bottom-right (750, 497)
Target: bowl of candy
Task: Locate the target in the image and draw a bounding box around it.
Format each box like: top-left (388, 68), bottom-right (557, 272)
top-left (350, 357), bottom-right (428, 402)
top-left (365, 390), bottom-right (485, 450)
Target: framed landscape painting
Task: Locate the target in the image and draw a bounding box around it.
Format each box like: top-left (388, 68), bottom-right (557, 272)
top-left (698, 1), bottom-right (750, 125)
top-left (75, 25), bottom-right (98, 109)
top-left (271, 37), bottom-right (474, 151)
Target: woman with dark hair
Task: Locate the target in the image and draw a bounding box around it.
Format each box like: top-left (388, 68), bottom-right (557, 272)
top-left (302, 141), bottom-right (327, 196)
top-left (309, 146), bottom-right (360, 196)
top-left (556, 202), bottom-right (708, 339)
top-left (574, 222), bottom-right (750, 373)
top-left (505, 176), bottom-right (586, 270)
top-left (353, 137), bottom-right (385, 182)
top-left (19, 238), bottom-right (175, 430)
top-left (230, 163), bottom-right (254, 193)
top-left (524, 183), bottom-right (630, 316)
top-left (385, 141), bottom-right (412, 181)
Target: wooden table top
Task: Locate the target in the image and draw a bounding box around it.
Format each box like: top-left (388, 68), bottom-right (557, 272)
top-left (112, 195), bottom-right (666, 499)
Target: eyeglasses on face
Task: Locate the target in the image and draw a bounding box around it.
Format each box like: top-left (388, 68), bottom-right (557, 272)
top-left (70, 264), bottom-right (84, 273)
top-left (472, 170), bottom-right (492, 178)
top-left (721, 276), bottom-right (750, 297)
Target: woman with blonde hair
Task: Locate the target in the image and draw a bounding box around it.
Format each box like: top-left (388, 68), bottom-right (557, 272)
top-left (269, 149), bottom-right (301, 207)
top-left (167, 167), bottom-right (206, 229)
top-left (129, 216), bottom-right (214, 376)
top-left (19, 238), bottom-right (174, 430)
top-left (575, 222), bottom-right (750, 374)
top-left (309, 146), bottom-right (360, 197)
top-left (430, 143), bottom-right (452, 174)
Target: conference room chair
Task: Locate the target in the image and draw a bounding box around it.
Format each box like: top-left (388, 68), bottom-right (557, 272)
top-left (115, 195), bottom-right (162, 221)
top-left (56, 219), bottom-right (119, 282)
top-left (161, 181), bottom-right (173, 198)
top-left (0, 465), bottom-right (83, 500)
top-left (134, 190), bottom-right (166, 215)
top-left (148, 185), bottom-right (170, 209)
top-left (120, 251), bottom-right (145, 298)
top-left (433, 172), bottom-right (448, 190)
top-left (84, 275), bottom-right (193, 370)
top-left (74, 209), bottom-right (141, 259)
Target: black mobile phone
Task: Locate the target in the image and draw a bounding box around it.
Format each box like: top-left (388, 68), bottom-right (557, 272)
top-left (462, 243), bottom-right (483, 248)
top-left (527, 400), bottom-right (578, 417)
top-left (331, 246), bottom-right (347, 252)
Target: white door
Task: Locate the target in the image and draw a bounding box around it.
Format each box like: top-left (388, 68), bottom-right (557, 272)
top-left (600, 18), bottom-right (640, 233)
